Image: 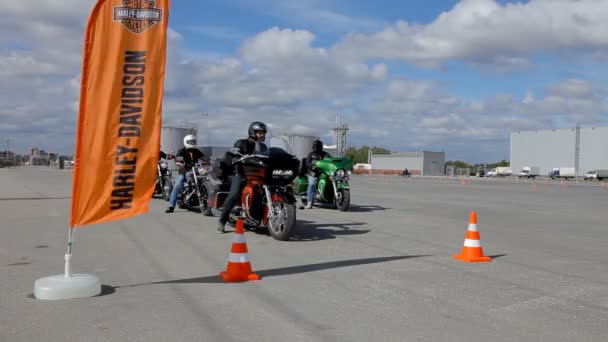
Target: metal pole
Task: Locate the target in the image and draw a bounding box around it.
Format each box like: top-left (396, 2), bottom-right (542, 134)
top-left (575, 123), bottom-right (580, 179)
top-left (65, 226), bottom-right (75, 277)
top-left (205, 113), bottom-right (210, 145)
top-left (200, 113), bottom-right (210, 146)
top-left (200, 113), bottom-right (205, 146)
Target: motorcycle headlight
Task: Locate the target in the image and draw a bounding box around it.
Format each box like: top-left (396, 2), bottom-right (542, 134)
top-left (160, 162), bottom-right (168, 169)
top-left (335, 169), bottom-right (346, 178)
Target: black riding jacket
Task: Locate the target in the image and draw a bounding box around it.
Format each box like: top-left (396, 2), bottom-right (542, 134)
top-left (305, 151), bottom-right (332, 176)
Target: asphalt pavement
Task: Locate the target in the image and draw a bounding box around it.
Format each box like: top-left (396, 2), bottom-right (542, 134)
top-left (1, 167), bottom-right (607, 342)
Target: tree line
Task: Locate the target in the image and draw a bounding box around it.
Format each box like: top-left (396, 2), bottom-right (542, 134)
top-left (344, 146), bottom-right (391, 164)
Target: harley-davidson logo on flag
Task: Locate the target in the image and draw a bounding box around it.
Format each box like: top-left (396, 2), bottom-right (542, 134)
top-left (113, 0), bottom-right (163, 33)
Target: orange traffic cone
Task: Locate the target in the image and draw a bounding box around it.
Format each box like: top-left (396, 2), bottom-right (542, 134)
top-left (220, 219), bottom-right (260, 282)
top-left (453, 211), bottom-right (491, 262)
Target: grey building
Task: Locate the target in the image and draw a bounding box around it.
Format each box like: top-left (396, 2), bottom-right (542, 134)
top-left (371, 151), bottom-right (445, 175)
top-left (510, 126), bottom-right (608, 177)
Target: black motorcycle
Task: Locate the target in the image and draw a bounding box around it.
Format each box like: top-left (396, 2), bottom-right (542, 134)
top-left (176, 160), bottom-right (211, 214)
top-left (153, 159), bottom-right (172, 200)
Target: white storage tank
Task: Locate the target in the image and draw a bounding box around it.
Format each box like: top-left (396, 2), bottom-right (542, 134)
top-left (270, 134), bottom-right (319, 161)
top-left (161, 125), bottom-right (197, 154)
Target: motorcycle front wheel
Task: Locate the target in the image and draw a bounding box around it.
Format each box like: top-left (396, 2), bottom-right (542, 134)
top-left (268, 199), bottom-right (296, 241)
top-left (335, 189), bottom-right (350, 211)
top-left (196, 183), bottom-right (209, 215)
top-left (162, 176), bottom-right (172, 201)
top-left (201, 181), bottom-right (215, 216)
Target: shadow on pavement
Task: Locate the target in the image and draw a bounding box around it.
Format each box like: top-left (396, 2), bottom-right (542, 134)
top-left (488, 254), bottom-right (507, 259)
top-left (289, 220), bottom-right (370, 241)
top-left (115, 255), bottom-right (430, 288)
top-left (347, 205), bottom-right (390, 212)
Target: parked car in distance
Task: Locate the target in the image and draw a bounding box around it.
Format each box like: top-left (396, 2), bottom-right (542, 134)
top-left (516, 166), bottom-right (540, 179)
top-left (584, 170), bottom-right (608, 181)
top-left (548, 167), bottom-right (575, 180)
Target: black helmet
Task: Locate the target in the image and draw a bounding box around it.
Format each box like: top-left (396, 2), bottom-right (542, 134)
top-left (312, 140), bottom-right (323, 153)
top-left (248, 121), bottom-right (268, 141)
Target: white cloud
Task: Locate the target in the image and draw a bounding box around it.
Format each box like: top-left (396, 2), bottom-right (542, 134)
top-left (333, 0), bottom-right (608, 69)
top-left (241, 28), bottom-right (326, 63)
top-left (545, 79), bottom-right (595, 98)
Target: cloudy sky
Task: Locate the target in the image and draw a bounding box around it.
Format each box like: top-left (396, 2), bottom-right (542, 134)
top-left (1, 0), bottom-right (607, 162)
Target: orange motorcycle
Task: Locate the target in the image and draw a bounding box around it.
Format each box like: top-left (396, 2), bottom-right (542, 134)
top-left (205, 145), bottom-right (300, 241)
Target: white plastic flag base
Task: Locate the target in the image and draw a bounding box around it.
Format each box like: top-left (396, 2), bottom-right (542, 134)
top-left (34, 274), bottom-right (101, 300)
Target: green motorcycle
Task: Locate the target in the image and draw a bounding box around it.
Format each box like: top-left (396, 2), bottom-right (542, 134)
top-left (293, 157), bottom-right (353, 211)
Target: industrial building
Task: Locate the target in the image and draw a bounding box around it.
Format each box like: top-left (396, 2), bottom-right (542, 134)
top-left (370, 151), bottom-right (446, 175)
top-left (510, 126), bottom-right (608, 177)
top-left (28, 148), bottom-right (52, 166)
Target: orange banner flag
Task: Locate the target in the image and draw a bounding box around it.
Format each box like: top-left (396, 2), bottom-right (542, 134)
top-left (70, 0), bottom-right (170, 227)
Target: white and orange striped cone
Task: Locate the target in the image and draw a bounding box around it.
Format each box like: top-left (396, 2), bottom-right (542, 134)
top-left (453, 211), bottom-right (491, 263)
top-left (220, 219), bottom-right (260, 282)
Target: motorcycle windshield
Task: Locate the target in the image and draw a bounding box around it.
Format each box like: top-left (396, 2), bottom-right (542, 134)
top-left (315, 158), bottom-right (353, 174)
top-left (254, 141), bottom-right (269, 156)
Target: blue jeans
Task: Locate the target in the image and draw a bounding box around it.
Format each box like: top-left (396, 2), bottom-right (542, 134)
top-left (307, 175), bottom-right (318, 204)
top-left (219, 175), bottom-right (245, 225)
top-left (169, 173), bottom-right (186, 208)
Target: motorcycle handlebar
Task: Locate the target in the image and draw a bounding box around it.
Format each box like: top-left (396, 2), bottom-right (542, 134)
top-left (234, 154), bottom-right (269, 164)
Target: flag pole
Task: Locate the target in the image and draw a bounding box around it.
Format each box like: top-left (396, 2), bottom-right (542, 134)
top-left (65, 226), bottom-right (75, 277)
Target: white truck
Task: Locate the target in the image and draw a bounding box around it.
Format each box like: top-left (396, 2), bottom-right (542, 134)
top-left (487, 166), bottom-right (512, 177)
top-left (584, 170), bottom-right (608, 181)
top-left (516, 166), bottom-right (540, 179)
top-left (548, 167), bottom-right (575, 179)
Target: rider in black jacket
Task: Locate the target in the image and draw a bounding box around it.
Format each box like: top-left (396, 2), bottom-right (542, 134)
top-left (217, 121), bottom-right (268, 233)
top-left (304, 140), bottom-right (331, 209)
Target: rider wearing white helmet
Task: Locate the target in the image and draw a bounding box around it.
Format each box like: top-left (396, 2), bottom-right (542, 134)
top-left (165, 134), bottom-right (207, 213)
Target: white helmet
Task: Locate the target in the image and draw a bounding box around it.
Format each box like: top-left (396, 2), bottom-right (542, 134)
top-left (183, 134), bottom-right (197, 149)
